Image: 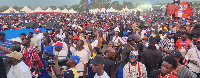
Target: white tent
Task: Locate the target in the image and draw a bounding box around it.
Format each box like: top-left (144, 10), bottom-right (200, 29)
top-left (34, 7), bottom-right (44, 12)
top-left (45, 7), bottom-right (53, 12)
top-left (20, 6), bottom-right (33, 13)
top-left (121, 6), bottom-right (131, 12)
top-left (90, 8), bottom-right (99, 13)
top-left (148, 6), bottom-right (153, 11)
top-left (135, 6), bottom-right (143, 12)
top-left (161, 5), bottom-right (166, 9)
top-left (62, 8), bottom-right (69, 13)
top-left (99, 8), bottom-right (106, 12)
top-left (68, 9), bottom-right (76, 13)
top-left (106, 7), bottom-right (117, 12)
top-left (2, 7), bottom-right (19, 13)
top-left (54, 7), bottom-right (62, 12)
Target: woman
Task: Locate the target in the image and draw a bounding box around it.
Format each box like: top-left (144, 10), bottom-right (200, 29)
top-left (123, 51), bottom-right (147, 78)
top-left (169, 50), bottom-right (197, 78)
top-left (149, 56), bottom-right (178, 78)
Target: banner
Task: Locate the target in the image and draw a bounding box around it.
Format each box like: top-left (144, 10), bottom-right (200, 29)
top-left (175, 1), bottom-right (192, 18)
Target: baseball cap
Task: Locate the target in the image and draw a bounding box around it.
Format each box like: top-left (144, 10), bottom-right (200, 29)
top-left (123, 32), bottom-right (128, 36)
top-left (163, 27), bottom-right (168, 31)
top-left (144, 33), bottom-right (150, 37)
top-left (133, 34), bottom-right (141, 40)
top-left (53, 41), bottom-right (63, 48)
top-left (91, 55), bottom-right (105, 65)
top-left (6, 52), bottom-right (23, 60)
top-left (167, 30), bottom-right (173, 35)
top-left (128, 35), bottom-right (135, 41)
top-left (169, 50), bottom-right (182, 58)
top-left (73, 36), bottom-right (79, 40)
top-left (70, 54), bottom-right (80, 65)
top-left (12, 37), bottom-right (22, 43)
top-left (34, 28), bottom-right (41, 32)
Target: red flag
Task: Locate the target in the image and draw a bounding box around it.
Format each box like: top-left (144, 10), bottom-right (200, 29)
top-left (175, 1), bottom-right (192, 18)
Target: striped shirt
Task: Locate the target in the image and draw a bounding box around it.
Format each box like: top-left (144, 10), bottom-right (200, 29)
top-left (173, 65), bottom-right (197, 78)
top-left (21, 46), bottom-right (43, 69)
top-left (0, 39), bottom-right (13, 61)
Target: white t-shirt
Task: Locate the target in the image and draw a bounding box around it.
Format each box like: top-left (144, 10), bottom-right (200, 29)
top-left (55, 50), bottom-right (67, 59)
top-left (84, 40), bottom-right (98, 57)
top-left (7, 61), bottom-right (32, 78)
top-left (94, 71), bottom-right (110, 78)
top-left (112, 36), bottom-right (125, 46)
top-left (74, 50), bottom-right (89, 76)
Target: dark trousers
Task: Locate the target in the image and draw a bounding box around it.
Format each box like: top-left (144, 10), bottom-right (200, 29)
top-left (79, 76), bottom-right (83, 78)
top-left (196, 73), bottom-right (200, 78)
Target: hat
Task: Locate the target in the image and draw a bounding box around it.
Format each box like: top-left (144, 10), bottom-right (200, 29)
top-left (53, 41), bottom-right (63, 48)
top-left (9, 44), bottom-right (21, 50)
top-left (12, 37), bottom-right (22, 43)
top-left (6, 52), bottom-right (23, 60)
top-left (3, 25), bottom-right (8, 28)
top-left (0, 32), bottom-right (6, 36)
top-left (130, 51), bottom-right (139, 56)
top-left (169, 50), bottom-right (182, 58)
top-left (133, 34), bottom-right (141, 40)
top-left (70, 54), bottom-right (80, 64)
top-left (34, 28), bottom-right (41, 32)
top-left (91, 55), bottom-right (105, 65)
top-left (128, 35), bottom-right (135, 41)
top-left (196, 37), bottom-right (200, 42)
top-left (188, 24), bottom-right (192, 27)
top-left (167, 30), bottom-right (173, 35)
top-left (144, 33), bottom-right (150, 37)
top-left (123, 32), bottom-right (128, 36)
top-left (163, 27), bottom-right (168, 31)
top-left (73, 36), bottom-right (79, 40)
top-left (194, 20), bottom-right (197, 23)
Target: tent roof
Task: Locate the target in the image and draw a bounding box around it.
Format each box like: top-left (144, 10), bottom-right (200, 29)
top-left (20, 6), bottom-right (33, 12)
top-left (136, 6), bottom-right (143, 12)
top-left (34, 7), bottom-right (44, 12)
top-left (2, 7), bottom-right (19, 13)
top-left (45, 7), bottom-right (53, 12)
top-left (62, 8), bottom-right (69, 13)
top-left (107, 7), bottom-right (117, 12)
top-left (68, 9), bottom-right (76, 13)
top-left (54, 7), bottom-right (62, 12)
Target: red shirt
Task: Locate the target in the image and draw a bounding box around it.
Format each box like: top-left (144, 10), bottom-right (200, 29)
top-left (176, 38), bottom-right (192, 50)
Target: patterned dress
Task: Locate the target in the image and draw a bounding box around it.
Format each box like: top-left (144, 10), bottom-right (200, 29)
top-left (123, 62), bottom-right (147, 78)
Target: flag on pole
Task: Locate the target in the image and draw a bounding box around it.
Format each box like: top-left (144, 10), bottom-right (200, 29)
top-left (88, 0), bottom-right (92, 8)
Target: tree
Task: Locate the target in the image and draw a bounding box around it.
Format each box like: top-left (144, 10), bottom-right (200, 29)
top-left (70, 4), bottom-right (80, 12)
top-left (0, 5), bottom-right (9, 13)
top-left (122, 1), bottom-right (133, 9)
top-left (110, 1), bottom-right (123, 10)
top-left (58, 6), bottom-right (65, 10)
top-left (49, 6), bottom-right (57, 10)
top-left (13, 6), bottom-right (23, 11)
top-left (63, 5), bottom-right (69, 9)
top-left (79, 0), bottom-right (88, 12)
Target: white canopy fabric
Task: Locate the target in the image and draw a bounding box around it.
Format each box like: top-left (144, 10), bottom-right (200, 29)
top-left (90, 8), bottom-right (99, 13)
top-left (2, 7), bottom-right (19, 13)
top-left (106, 7), bottom-right (117, 12)
top-left (135, 6), bottom-right (143, 12)
top-left (54, 7), bottom-right (62, 12)
top-left (148, 6), bottom-right (153, 11)
top-left (34, 7), bottom-right (44, 12)
top-left (62, 8), bottom-right (69, 13)
top-left (68, 9), bottom-right (76, 13)
top-left (45, 7), bottom-right (53, 12)
top-left (161, 5), bottom-right (166, 9)
top-left (20, 6), bottom-right (33, 13)
top-left (121, 6), bottom-right (131, 12)
top-left (99, 8), bottom-right (106, 12)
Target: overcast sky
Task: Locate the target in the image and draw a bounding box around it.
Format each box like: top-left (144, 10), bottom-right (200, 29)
top-left (0, 0), bottom-right (198, 9)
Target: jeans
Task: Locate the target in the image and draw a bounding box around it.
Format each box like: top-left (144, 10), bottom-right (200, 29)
top-left (196, 73), bottom-right (200, 78)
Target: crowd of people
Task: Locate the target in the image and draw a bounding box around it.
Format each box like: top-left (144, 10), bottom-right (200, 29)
top-left (0, 9), bottom-right (200, 78)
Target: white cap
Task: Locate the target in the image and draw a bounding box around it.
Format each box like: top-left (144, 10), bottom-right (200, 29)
top-left (12, 37), bottom-right (22, 43)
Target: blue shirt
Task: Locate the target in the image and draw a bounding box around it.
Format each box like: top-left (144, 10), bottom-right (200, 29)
top-left (0, 39), bottom-right (13, 61)
top-left (43, 45), bottom-right (53, 55)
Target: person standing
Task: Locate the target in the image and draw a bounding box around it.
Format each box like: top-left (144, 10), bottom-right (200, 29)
top-left (91, 55), bottom-right (110, 78)
top-left (123, 51), bottom-right (147, 78)
top-left (169, 50), bottom-right (197, 78)
top-left (104, 48), bottom-right (116, 78)
top-left (27, 32), bottom-right (37, 47)
top-left (159, 30), bottom-right (175, 57)
top-left (6, 52), bottom-right (32, 78)
top-left (0, 56), bottom-right (6, 78)
top-left (185, 38), bottom-right (200, 78)
top-left (21, 38), bottom-right (43, 78)
top-left (122, 35), bottom-right (138, 67)
top-left (74, 40), bottom-right (88, 78)
top-left (141, 37), bottom-right (162, 77)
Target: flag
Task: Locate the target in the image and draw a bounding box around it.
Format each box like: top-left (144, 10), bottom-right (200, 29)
top-left (10, 10), bottom-right (15, 15)
top-left (88, 0), bottom-right (92, 8)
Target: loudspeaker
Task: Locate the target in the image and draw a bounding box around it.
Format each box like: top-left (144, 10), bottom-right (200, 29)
top-left (25, 21), bottom-right (38, 28)
top-left (45, 22), bottom-right (61, 30)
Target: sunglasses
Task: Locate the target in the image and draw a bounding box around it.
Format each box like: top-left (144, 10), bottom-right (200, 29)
top-left (129, 55), bottom-right (137, 59)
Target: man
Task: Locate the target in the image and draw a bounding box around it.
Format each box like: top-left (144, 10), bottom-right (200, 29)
top-left (0, 32), bottom-right (13, 61)
top-left (51, 55), bottom-right (80, 78)
top-left (91, 55), bottom-right (110, 78)
top-left (124, 23), bottom-right (133, 35)
top-left (0, 56), bottom-right (6, 78)
top-left (123, 51), bottom-right (147, 78)
top-left (149, 56), bottom-right (178, 78)
top-left (176, 32), bottom-right (192, 57)
top-left (50, 29), bottom-right (55, 40)
top-left (53, 41), bottom-right (67, 59)
top-left (122, 35), bottom-right (138, 67)
top-left (43, 38), bottom-right (53, 55)
top-left (173, 27), bottom-right (186, 43)
top-left (159, 27), bottom-right (167, 39)
top-left (159, 30), bottom-right (175, 57)
top-left (19, 33), bottom-right (26, 41)
top-left (53, 34), bottom-right (68, 54)
top-left (185, 37), bottom-right (200, 78)
top-left (6, 52), bottom-right (32, 78)
top-left (133, 34), bottom-right (144, 56)
top-left (74, 40), bottom-right (88, 78)
top-left (104, 48), bottom-right (116, 78)
top-left (12, 37), bottom-right (22, 44)
top-left (21, 38), bottom-right (43, 78)
top-left (141, 37), bottom-right (162, 77)
top-left (108, 26), bottom-right (115, 41)
top-left (34, 28), bottom-right (43, 52)
top-left (27, 32), bottom-right (37, 47)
